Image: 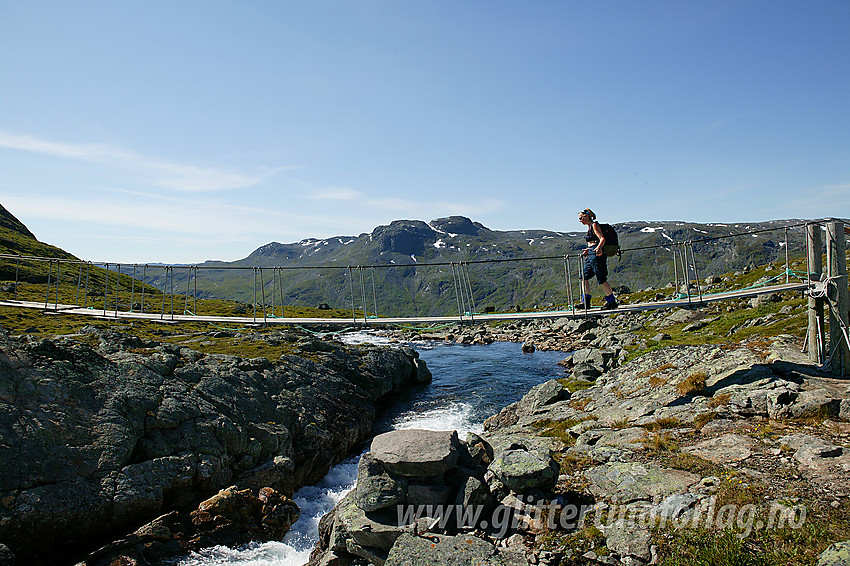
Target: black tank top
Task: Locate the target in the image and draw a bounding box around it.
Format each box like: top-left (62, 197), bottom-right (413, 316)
top-left (585, 224), bottom-right (599, 245)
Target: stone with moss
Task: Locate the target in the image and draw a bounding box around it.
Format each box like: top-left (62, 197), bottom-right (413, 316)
top-left (485, 446), bottom-right (560, 494)
top-left (817, 540), bottom-right (850, 566)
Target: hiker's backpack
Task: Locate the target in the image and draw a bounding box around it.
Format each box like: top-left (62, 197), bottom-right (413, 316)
top-left (598, 223), bottom-right (620, 257)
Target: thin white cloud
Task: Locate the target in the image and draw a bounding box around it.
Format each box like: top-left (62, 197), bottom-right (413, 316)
top-left (0, 130), bottom-right (285, 192)
top-left (309, 187), bottom-right (362, 200)
top-left (775, 183), bottom-right (850, 218)
top-left (365, 197), bottom-right (505, 217)
top-left (368, 197), bottom-right (418, 210)
top-left (0, 193), bottom-right (310, 237)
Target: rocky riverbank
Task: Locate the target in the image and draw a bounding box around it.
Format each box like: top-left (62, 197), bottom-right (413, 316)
top-left (0, 324), bottom-right (431, 565)
top-left (308, 316), bottom-right (850, 565)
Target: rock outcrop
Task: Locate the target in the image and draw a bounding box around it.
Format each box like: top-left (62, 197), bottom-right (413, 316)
top-left (319, 328), bottom-right (850, 566)
top-left (0, 325), bottom-right (431, 565)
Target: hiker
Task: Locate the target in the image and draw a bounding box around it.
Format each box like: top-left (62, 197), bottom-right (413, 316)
top-left (576, 208), bottom-right (618, 310)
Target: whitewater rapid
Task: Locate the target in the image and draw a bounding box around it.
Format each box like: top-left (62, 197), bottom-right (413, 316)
top-left (175, 332), bottom-right (566, 566)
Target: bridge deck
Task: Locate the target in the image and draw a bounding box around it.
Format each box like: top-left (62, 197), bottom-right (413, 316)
top-left (0, 282), bottom-right (808, 326)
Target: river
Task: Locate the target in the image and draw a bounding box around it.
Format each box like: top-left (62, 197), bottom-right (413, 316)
top-left (174, 333), bottom-right (567, 566)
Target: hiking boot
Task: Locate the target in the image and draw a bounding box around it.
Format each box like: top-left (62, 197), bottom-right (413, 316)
top-left (601, 300), bottom-right (618, 310)
top-left (573, 301), bottom-right (591, 310)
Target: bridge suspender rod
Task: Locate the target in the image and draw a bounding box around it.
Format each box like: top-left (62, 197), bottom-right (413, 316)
top-left (678, 246), bottom-right (691, 304)
top-left (576, 256), bottom-right (588, 318)
top-left (462, 262), bottom-right (472, 320)
top-left (140, 265), bottom-right (146, 314)
top-left (57, 260), bottom-right (63, 309)
top-left (110, 264), bottom-right (115, 315)
top-left (52, 260), bottom-right (59, 309)
top-left (371, 267), bottom-right (379, 319)
top-left (193, 267), bottom-right (198, 316)
top-left (458, 262), bottom-right (469, 320)
top-left (260, 267), bottom-right (267, 323)
top-left (13, 258), bottom-right (19, 301)
top-left (358, 267), bottom-right (369, 325)
top-left (457, 262), bottom-right (467, 322)
top-left (450, 262), bottom-right (464, 323)
top-left (785, 228), bottom-right (791, 284)
top-left (75, 262), bottom-right (84, 307)
top-left (44, 259), bottom-right (52, 310)
top-left (348, 266), bottom-right (357, 324)
top-left (116, 264), bottom-right (123, 315)
top-left (672, 248), bottom-right (679, 297)
top-left (277, 268), bottom-right (286, 318)
top-left (688, 243), bottom-right (704, 303)
top-left (160, 266), bottom-right (165, 319)
top-left (462, 262), bottom-right (476, 322)
top-left (185, 266), bottom-right (191, 315)
top-left (170, 266), bottom-right (175, 321)
top-left (130, 265), bottom-right (136, 312)
top-left (84, 263), bottom-right (90, 309)
top-left (104, 263), bottom-right (110, 316)
top-left (270, 268), bottom-right (277, 318)
top-left (252, 268), bottom-right (258, 324)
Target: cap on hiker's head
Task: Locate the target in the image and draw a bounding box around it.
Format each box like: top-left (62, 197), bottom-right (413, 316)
top-left (580, 208), bottom-right (596, 220)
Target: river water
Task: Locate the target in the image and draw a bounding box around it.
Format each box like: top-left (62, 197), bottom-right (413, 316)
top-left (175, 333), bottom-right (567, 566)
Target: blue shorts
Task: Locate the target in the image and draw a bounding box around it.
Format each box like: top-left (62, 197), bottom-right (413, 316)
top-left (581, 253), bottom-right (608, 284)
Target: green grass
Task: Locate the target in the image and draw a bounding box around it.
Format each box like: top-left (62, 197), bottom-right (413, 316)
top-left (531, 417), bottom-right (589, 445)
top-left (0, 280), bottom-right (372, 362)
top-left (652, 499), bottom-right (850, 566)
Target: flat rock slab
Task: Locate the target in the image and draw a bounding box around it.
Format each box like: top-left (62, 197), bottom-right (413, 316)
top-left (780, 434), bottom-right (850, 496)
top-left (370, 429), bottom-right (460, 477)
top-left (385, 532), bottom-right (528, 566)
top-left (598, 427), bottom-right (648, 449)
top-left (682, 434), bottom-right (758, 464)
top-left (585, 462), bottom-right (700, 504)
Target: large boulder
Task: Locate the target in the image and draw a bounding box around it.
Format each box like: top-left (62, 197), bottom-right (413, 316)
top-left (370, 430), bottom-right (461, 477)
top-left (485, 446), bottom-right (559, 495)
top-left (328, 491), bottom-right (424, 564)
top-left (354, 454), bottom-right (408, 512)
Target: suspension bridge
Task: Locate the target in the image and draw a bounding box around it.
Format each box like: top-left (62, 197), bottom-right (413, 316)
top-left (1, 219), bottom-right (848, 371)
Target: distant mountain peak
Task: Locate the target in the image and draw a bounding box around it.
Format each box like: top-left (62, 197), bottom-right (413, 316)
top-left (429, 216), bottom-right (485, 236)
top-left (370, 219), bottom-right (436, 255)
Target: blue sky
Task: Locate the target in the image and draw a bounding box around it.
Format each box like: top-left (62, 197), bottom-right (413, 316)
top-left (1, 1), bottom-right (848, 263)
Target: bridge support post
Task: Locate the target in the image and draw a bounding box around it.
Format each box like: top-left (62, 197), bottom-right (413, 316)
top-left (807, 223), bottom-right (824, 365)
top-left (826, 220), bottom-right (849, 376)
